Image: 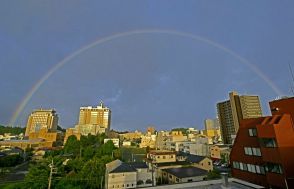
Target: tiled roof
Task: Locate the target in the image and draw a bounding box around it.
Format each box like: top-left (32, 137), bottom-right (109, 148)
top-left (177, 151), bottom-right (207, 163)
top-left (163, 167), bottom-right (208, 178)
top-left (110, 163), bottom-right (137, 173)
top-left (127, 162), bottom-right (148, 169)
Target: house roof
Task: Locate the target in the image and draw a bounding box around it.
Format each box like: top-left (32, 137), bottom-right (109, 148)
top-left (163, 167), bottom-right (208, 178)
top-left (156, 161), bottom-right (190, 167)
top-left (110, 163), bottom-right (137, 173)
top-left (186, 154), bottom-right (206, 163)
top-left (177, 151), bottom-right (207, 163)
top-left (127, 162), bottom-right (148, 169)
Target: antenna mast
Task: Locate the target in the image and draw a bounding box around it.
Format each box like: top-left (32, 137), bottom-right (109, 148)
top-left (289, 63), bottom-right (294, 95)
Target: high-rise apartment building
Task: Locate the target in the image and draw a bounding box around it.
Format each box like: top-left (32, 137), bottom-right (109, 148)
top-left (217, 91), bottom-right (262, 144)
top-left (75, 101), bottom-right (111, 135)
top-left (25, 109), bottom-right (58, 136)
top-left (203, 118), bottom-right (222, 144)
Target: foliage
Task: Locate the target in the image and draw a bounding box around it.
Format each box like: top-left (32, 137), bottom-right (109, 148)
top-left (206, 169), bottom-right (221, 180)
top-left (137, 180), bottom-right (144, 185)
top-left (0, 154), bottom-right (23, 167)
top-left (23, 160), bottom-right (50, 189)
top-left (146, 179), bottom-right (152, 184)
top-left (63, 135), bottom-right (81, 156)
top-left (7, 134), bottom-right (120, 189)
top-left (171, 127), bottom-right (189, 134)
top-left (0, 125), bottom-right (25, 135)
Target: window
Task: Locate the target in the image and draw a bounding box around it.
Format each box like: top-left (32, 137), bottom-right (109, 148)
top-left (244, 147), bottom-right (253, 155)
top-left (244, 147), bottom-right (261, 156)
top-left (248, 128), bottom-right (257, 136)
top-left (261, 138), bottom-right (277, 148)
top-left (163, 156), bottom-right (166, 159)
top-left (266, 163), bottom-right (283, 174)
top-left (252, 148), bottom-right (261, 156)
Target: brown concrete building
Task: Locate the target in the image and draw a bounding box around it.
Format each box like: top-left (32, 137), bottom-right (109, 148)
top-left (25, 109), bottom-right (58, 136)
top-left (230, 97), bottom-right (294, 188)
top-left (217, 91), bottom-right (262, 144)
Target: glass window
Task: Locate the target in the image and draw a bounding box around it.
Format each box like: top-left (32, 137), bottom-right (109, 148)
top-left (266, 163), bottom-right (283, 174)
top-left (248, 128), bottom-right (257, 136)
top-left (262, 138), bottom-right (277, 148)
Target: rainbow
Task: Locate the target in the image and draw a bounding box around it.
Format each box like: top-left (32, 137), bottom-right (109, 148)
top-left (9, 29), bottom-right (283, 126)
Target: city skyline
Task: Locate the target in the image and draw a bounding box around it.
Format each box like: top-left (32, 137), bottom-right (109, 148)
top-left (1, 1), bottom-right (294, 130)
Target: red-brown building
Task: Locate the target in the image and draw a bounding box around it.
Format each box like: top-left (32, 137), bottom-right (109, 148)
top-left (230, 97), bottom-right (294, 189)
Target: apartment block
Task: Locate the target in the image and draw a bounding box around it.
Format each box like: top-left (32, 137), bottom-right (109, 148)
top-left (230, 97), bottom-right (294, 188)
top-left (217, 91), bottom-right (262, 144)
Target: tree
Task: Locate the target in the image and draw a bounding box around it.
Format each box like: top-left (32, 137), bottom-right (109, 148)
top-left (23, 160), bottom-right (50, 189)
top-left (64, 135), bottom-right (80, 157)
top-left (206, 169), bottom-right (221, 180)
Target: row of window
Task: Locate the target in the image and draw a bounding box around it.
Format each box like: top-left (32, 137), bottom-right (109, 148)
top-left (233, 161), bottom-right (265, 175)
top-left (112, 183), bottom-right (134, 188)
top-left (233, 161), bottom-right (283, 175)
top-left (244, 147), bottom-right (261, 156)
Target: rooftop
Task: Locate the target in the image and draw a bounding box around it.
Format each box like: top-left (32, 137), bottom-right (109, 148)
top-left (163, 167), bottom-right (208, 178)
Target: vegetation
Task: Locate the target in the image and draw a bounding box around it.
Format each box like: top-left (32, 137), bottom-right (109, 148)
top-left (0, 155), bottom-right (23, 167)
top-left (206, 169), bottom-right (221, 180)
top-left (6, 133), bottom-right (121, 189)
top-left (171, 127), bottom-right (189, 135)
top-left (0, 125), bottom-right (25, 135)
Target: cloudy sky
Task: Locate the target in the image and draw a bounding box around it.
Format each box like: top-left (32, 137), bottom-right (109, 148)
top-left (1, 1), bottom-right (294, 131)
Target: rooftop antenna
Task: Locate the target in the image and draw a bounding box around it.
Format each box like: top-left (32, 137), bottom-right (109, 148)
top-left (289, 63), bottom-right (294, 96)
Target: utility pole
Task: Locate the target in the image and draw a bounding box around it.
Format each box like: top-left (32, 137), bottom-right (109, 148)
top-left (48, 159), bottom-right (57, 189)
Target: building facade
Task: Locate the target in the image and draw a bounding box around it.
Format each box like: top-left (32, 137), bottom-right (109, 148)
top-left (230, 97), bottom-right (294, 188)
top-left (25, 109), bottom-right (58, 136)
top-left (217, 91), bottom-right (262, 144)
top-left (105, 160), bottom-right (154, 189)
top-left (76, 101), bottom-right (111, 135)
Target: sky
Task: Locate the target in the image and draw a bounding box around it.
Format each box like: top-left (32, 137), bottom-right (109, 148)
top-left (1, 1), bottom-right (294, 131)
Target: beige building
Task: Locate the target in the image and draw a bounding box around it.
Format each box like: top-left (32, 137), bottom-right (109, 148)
top-left (64, 128), bottom-right (81, 144)
top-left (76, 101), bottom-right (111, 135)
top-left (147, 150), bottom-right (177, 164)
top-left (0, 128), bottom-right (63, 150)
top-left (217, 91), bottom-right (262, 144)
top-left (139, 134), bottom-right (156, 148)
top-left (209, 144), bottom-right (231, 162)
top-left (105, 160), bottom-right (154, 189)
top-left (25, 109), bottom-right (58, 136)
top-left (202, 119), bottom-right (222, 144)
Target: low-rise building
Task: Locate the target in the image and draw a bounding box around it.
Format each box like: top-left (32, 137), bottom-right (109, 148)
top-left (162, 167), bottom-right (207, 184)
top-left (105, 160), bottom-right (154, 189)
top-left (209, 144), bottom-right (231, 161)
top-left (104, 138), bottom-right (120, 148)
top-left (0, 128), bottom-right (63, 150)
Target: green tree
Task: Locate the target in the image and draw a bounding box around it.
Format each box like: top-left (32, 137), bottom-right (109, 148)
top-left (64, 135), bottom-right (80, 156)
top-left (23, 160), bottom-right (50, 189)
